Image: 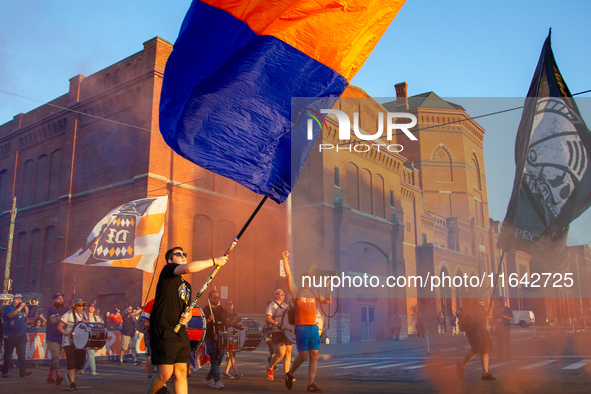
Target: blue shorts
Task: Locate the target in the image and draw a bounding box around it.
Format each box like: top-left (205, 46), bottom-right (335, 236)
top-left (295, 325), bottom-right (320, 352)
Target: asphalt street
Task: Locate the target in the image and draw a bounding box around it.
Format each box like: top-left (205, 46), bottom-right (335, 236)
top-left (2, 325), bottom-right (590, 393)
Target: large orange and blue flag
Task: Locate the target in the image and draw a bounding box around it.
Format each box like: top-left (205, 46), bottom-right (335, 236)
top-left (159, 0), bottom-right (406, 203)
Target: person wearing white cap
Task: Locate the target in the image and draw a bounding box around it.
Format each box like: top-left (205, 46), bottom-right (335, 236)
top-left (58, 298), bottom-right (88, 390)
top-left (265, 288), bottom-right (293, 382)
top-left (1, 293), bottom-right (32, 378)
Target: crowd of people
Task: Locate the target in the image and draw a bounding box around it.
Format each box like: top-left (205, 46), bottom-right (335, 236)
top-left (2, 245), bottom-right (514, 392)
top-left (0, 292), bottom-right (146, 390)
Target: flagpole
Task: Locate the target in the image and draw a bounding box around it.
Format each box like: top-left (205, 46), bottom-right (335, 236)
top-left (488, 249), bottom-right (506, 314)
top-left (173, 195), bottom-right (269, 333)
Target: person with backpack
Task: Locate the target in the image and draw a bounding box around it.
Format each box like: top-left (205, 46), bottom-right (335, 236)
top-left (265, 288), bottom-right (293, 382)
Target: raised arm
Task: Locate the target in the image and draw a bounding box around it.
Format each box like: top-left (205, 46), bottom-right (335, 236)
top-left (173, 255), bottom-right (228, 275)
top-left (282, 251), bottom-right (297, 296)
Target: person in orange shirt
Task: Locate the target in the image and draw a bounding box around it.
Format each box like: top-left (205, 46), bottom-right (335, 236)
top-left (282, 251), bottom-right (330, 393)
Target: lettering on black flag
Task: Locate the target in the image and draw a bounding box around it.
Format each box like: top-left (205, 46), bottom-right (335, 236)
top-left (499, 31), bottom-right (591, 271)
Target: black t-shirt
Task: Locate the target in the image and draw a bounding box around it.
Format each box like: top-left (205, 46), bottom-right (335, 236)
top-left (203, 304), bottom-right (227, 341)
top-left (150, 263), bottom-right (192, 332)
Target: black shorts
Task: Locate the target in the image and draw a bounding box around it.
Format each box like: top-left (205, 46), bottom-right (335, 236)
top-left (64, 345), bottom-right (86, 370)
top-left (150, 327), bottom-right (191, 365)
top-left (466, 328), bottom-right (493, 354)
top-left (272, 331), bottom-right (290, 345)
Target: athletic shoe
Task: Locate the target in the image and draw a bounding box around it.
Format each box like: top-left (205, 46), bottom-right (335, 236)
top-left (47, 377), bottom-right (56, 383)
top-left (204, 378), bottom-right (215, 388)
top-left (266, 365), bottom-right (274, 380)
top-left (214, 380), bottom-right (225, 390)
top-left (283, 375), bottom-right (296, 382)
top-left (285, 372), bottom-right (294, 390)
top-left (56, 376), bottom-right (64, 386)
top-left (69, 382), bottom-right (78, 391)
top-left (133, 360), bottom-right (143, 366)
top-left (456, 363), bottom-right (464, 380)
top-left (306, 383), bottom-right (323, 392)
top-left (79, 370), bottom-right (85, 375)
top-left (481, 372), bottom-right (496, 381)
top-left (90, 372), bottom-right (98, 376)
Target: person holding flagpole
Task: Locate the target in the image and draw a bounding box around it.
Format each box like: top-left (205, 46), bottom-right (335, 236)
top-left (145, 247), bottom-right (227, 394)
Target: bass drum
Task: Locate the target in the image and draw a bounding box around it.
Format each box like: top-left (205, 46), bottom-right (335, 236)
top-left (187, 307), bottom-right (207, 351)
top-left (72, 322), bottom-right (108, 350)
top-left (228, 318), bottom-right (263, 351)
top-left (280, 309), bottom-right (324, 345)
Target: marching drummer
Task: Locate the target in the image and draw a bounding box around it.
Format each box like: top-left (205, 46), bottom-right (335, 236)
top-left (81, 303), bottom-right (103, 376)
top-left (203, 290), bottom-right (232, 389)
top-left (265, 288), bottom-right (293, 382)
top-left (223, 300), bottom-right (243, 380)
top-left (58, 298), bottom-right (88, 391)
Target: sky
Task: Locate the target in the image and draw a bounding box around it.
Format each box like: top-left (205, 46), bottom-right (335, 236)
top-left (1, 0), bottom-right (590, 244)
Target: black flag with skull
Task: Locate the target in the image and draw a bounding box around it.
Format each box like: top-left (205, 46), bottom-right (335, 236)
top-left (498, 30), bottom-right (591, 271)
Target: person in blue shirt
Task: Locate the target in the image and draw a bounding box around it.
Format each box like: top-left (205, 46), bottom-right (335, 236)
top-left (2, 293), bottom-right (32, 378)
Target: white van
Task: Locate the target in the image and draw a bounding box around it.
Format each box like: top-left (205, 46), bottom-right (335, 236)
top-left (512, 310), bottom-right (535, 327)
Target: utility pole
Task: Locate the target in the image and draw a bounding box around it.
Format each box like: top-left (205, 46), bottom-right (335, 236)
top-left (3, 197), bottom-right (17, 293)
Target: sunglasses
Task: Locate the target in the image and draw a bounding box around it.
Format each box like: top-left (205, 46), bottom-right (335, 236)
top-left (173, 252), bottom-right (188, 258)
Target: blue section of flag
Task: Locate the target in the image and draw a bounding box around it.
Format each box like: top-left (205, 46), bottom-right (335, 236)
top-left (159, 0), bottom-right (345, 203)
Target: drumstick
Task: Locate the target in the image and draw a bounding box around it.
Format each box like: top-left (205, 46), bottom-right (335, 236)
top-left (173, 196), bottom-right (268, 333)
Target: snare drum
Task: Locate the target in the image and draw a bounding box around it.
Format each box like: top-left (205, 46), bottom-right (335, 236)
top-left (72, 322), bottom-right (108, 350)
top-left (280, 309), bottom-right (324, 345)
top-left (241, 318), bottom-right (263, 351)
top-left (217, 331), bottom-right (242, 351)
top-left (187, 307), bottom-right (207, 351)
top-left (228, 318), bottom-right (263, 351)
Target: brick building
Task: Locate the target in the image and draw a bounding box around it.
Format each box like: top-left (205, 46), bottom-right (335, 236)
top-left (0, 37), bottom-right (287, 316)
top-left (1, 37), bottom-right (588, 342)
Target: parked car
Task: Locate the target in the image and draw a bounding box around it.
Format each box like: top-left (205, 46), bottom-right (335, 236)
top-left (512, 310), bottom-right (535, 327)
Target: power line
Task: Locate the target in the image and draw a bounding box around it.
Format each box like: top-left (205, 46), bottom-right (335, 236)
top-left (0, 89), bottom-right (154, 133)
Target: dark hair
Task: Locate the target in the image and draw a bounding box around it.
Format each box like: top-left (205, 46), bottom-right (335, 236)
top-left (208, 290), bottom-right (219, 298)
top-left (165, 247), bottom-right (184, 262)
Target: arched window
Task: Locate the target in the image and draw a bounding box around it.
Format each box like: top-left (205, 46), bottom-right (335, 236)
top-left (422, 233), bottom-right (428, 245)
top-left (471, 153), bottom-right (482, 190)
top-left (43, 226), bottom-right (56, 265)
top-left (49, 149), bottom-right (63, 200)
top-left (35, 154), bottom-right (49, 203)
top-left (22, 159), bottom-right (35, 206)
top-left (432, 145), bottom-right (453, 182)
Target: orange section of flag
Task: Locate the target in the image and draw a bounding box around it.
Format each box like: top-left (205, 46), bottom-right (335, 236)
top-left (110, 254), bottom-right (143, 268)
top-left (136, 213), bottom-right (165, 236)
top-left (204, 0), bottom-right (405, 81)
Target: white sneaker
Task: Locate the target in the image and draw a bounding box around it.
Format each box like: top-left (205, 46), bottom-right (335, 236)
top-left (204, 378), bottom-right (215, 388)
top-left (214, 380), bottom-right (225, 390)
